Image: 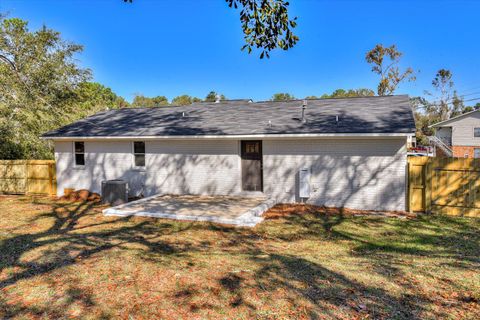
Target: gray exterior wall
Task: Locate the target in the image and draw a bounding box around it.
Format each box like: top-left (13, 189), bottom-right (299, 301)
top-left (54, 137), bottom-right (407, 211)
top-left (435, 111), bottom-right (480, 146)
top-left (263, 139), bottom-right (407, 211)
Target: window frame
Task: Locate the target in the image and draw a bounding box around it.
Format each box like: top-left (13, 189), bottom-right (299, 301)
top-left (73, 141), bottom-right (85, 167)
top-left (474, 148), bottom-right (480, 159)
top-left (132, 141), bottom-right (146, 169)
top-left (474, 127), bottom-right (480, 138)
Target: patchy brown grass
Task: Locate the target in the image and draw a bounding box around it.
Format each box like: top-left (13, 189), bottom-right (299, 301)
top-left (0, 195), bottom-right (479, 319)
top-left (263, 204), bottom-right (416, 220)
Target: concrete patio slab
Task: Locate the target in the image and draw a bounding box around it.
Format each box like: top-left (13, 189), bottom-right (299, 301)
top-left (102, 194), bottom-right (276, 227)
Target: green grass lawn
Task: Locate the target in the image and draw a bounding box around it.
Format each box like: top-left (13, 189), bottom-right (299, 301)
top-left (0, 196), bottom-right (479, 319)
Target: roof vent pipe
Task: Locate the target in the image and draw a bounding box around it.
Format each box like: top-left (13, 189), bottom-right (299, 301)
top-left (215, 94), bottom-right (221, 103)
top-left (301, 100), bottom-right (307, 123)
top-left (336, 115), bottom-right (339, 125)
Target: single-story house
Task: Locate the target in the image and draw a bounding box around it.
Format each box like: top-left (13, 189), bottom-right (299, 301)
top-left (429, 109), bottom-right (480, 158)
top-left (42, 95), bottom-right (416, 211)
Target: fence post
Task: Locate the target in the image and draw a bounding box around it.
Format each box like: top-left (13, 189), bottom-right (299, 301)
top-left (425, 157), bottom-right (432, 213)
top-left (407, 160), bottom-right (411, 213)
top-left (48, 162), bottom-right (55, 196)
top-left (24, 161), bottom-right (29, 195)
top-left (50, 163), bottom-right (53, 196)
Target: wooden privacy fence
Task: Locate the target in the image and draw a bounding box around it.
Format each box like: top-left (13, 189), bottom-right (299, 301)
top-left (408, 156), bottom-right (480, 217)
top-left (0, 160), bottom-right (56, 196)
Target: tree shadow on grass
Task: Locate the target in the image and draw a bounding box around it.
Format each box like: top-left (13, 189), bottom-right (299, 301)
top-left (167, 237), bottom-right (427, 318)
top-left (1, 198), bottom-right (479, 318)
top-left (167, 220), bottom-right (430, 318)
top-left (251, 253), bottom-right (425, 319)
top-left (225, 205), bottom-right (479, 318)
top-left (337, 215), bottom-right (480, 268)
top-left (258, 204), bottom-right (347, 242)
top-left (0, 284), bottom-right (111, 319)
top-left (0, 198), bottom-right (201, 318)
top-left (266, 205), bottom-right (479, 267)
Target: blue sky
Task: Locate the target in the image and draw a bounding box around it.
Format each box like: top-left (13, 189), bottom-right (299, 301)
top-left (1, 0), bottom-right (479, 103)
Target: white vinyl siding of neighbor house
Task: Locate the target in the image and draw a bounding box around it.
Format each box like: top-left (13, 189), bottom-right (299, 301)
top-left (54, 137), bottom-right (407, 211)
top-left (438, 111), bottom-right (480, 146)
top-left (263, 139), bottom-right (407, 211)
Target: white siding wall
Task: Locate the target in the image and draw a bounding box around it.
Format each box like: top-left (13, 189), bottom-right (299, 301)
top-left (55, 141), bottom-right (146, 197)
top-left (55, 140), bottom-right (241, 197)
top-left (450, 112), bottom-right (480, 146)
top-left (55, 138), bottom-right (407, 211)
top-left (263, 139), bottom-right (407, 211)
top-left (145, 140), bottom-right (241, 196)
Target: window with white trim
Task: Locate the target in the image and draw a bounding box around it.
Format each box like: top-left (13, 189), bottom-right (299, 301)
top-left (74, 142), bottom-right (85, 166)
top-left (474, 128), bottom-right (480, 138)
top-left (133, 141), bottom-right (145, 167)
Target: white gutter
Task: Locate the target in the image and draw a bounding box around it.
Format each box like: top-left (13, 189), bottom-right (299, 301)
top-left (42, 133), bottom-right (414, 141)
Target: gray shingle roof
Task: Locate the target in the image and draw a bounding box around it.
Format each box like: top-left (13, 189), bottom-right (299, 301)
top-left (42, 95), bottom-right (415, 138)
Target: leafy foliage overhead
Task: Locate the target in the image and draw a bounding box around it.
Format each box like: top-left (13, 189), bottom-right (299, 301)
top-left (123, 0), bottom-right (299, 58)
top-left (366, 44), bottom-right (416, 96)
top-left (227, 0), bottom-right (299, 58)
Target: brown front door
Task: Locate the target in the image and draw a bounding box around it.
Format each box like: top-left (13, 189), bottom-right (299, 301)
top-left (241, 141), bottom-right (263, 191)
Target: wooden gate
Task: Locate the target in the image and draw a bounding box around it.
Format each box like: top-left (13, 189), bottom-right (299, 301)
top-left (0, 160), bottom-right (56, 196)
top-left (408, 157), bottom-right (480, 217)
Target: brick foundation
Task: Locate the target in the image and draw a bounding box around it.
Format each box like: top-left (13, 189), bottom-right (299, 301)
top-left (451, 146), bottom-right (479, 158)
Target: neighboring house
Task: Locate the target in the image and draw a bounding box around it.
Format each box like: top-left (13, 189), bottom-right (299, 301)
top-left (430, 109), bottom-right (480, 158)
top-left (42, 95), bottom-right (416, 211)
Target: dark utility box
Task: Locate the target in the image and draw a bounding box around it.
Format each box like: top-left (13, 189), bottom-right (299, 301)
top-left (101, 180), bottom-right (128, 206)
